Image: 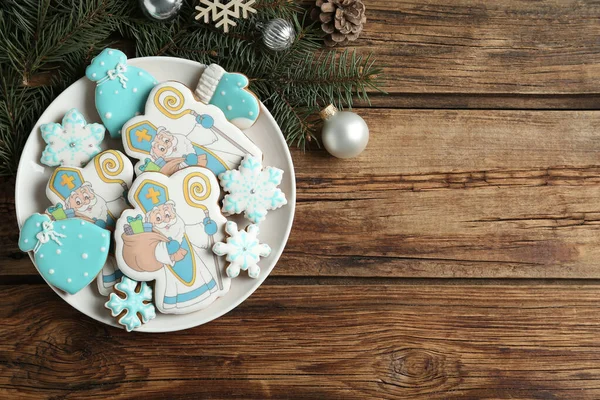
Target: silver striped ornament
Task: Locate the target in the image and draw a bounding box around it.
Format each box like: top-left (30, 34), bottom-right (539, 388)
top-left (261, 18), bottom-right (295, 51)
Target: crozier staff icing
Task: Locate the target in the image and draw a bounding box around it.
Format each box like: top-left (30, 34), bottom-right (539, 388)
top-left (114, 167), bottom-right (229, 314)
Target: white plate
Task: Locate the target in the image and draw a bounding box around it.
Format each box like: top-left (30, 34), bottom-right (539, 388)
top-left (15, 57), bottom-right (296, 332)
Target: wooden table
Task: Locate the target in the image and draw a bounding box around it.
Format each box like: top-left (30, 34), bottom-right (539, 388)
top-left (3, 1), bottom-right (600, 398)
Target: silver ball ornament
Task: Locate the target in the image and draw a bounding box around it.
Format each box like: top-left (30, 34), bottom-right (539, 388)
top-left (262, 18), bottom-right (296, 51)
top-left (320, 105), bottom-right (369, 159)
top-left (139, 0), bottom-right (183, 21)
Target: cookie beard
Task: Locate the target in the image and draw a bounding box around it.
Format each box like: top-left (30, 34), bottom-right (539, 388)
top-left (73, 196), bottom-right (108, 221)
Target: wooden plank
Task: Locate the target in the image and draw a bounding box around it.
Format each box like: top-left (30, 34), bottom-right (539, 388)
top-left (5, 109), bottom-right (600, 280)
top-left (281, 109), bottom-right (600, 278)
top-left (2, 283), bottom-right (600, 399)
top-left (359, 0), bottom-right (600, 95)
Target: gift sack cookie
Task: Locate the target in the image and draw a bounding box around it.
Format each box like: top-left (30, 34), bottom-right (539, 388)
top-left (114, 167), bottom-right (229, 314)
top-left (19, 213), bottom-right (110, 295)
top-left (122, 81), bottom-right (262, 177)
top-left (45, 150), bottom-right (134, 295)
top-left (86, 48), bottom-right (157, 138)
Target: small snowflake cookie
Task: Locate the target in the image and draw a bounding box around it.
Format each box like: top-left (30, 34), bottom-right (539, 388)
top-left (40, 108), bottom-right (105, 167)
top-left (213, 221), bottom-right (271, 279)
top-left (219, 154), bottom-right (287, 224)
top-left (105, 277), bottom-right (156, 332)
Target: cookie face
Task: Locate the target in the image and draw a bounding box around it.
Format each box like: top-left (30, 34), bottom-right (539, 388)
top-left (45, 150), bottom-right (134, 295)
top-left (86, 48), bottom-right (157, 138)
top-left (19, 213), bottom-right (110, 295)
top-left (121, 81), bottom-right (262, 177)
top-left (114, 167), bottom-right (229, 314)
top-left (194, 64), bottom-right (260, 129)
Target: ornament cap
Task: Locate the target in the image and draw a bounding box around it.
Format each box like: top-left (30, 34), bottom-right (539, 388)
top-left (320, 104), bottom-right (339, 120)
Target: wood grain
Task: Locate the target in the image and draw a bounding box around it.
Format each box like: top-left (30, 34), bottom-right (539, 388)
top-left (4, 1), bottom-right (600, 398)
top-left (2, 283), bottom-right (600, 399)
top-left (5, 109), bottom-right (600, 279)
top-left (360, 0), bottom-right (600, 96)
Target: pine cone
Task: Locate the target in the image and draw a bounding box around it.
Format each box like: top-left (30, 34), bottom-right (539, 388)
top-left (312, 0), bottom-right (367, 47)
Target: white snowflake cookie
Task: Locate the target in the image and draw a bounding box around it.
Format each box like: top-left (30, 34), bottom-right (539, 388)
top-left (40, 108), bottom-right (105, 167)
top-left (219, 154), bottom-right (287, 224)
top-left (212, 221), bottom-right (271, 279)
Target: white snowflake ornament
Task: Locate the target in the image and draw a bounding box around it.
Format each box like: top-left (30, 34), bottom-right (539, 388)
top-left (219, 154), bottom-right (287, 224)
top-left (40, 108), bottom-right (105, 167)
top-left (213, 221), bottom-right (271, 279)
top-left (194, 0), bottom-right (257, 33)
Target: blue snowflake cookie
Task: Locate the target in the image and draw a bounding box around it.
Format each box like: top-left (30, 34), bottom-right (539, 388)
top-left (105, 276), bottom-right (156, 332)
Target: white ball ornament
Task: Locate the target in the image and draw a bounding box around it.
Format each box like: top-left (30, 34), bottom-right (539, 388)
top-left (320, 105), bottom-right (369, 158)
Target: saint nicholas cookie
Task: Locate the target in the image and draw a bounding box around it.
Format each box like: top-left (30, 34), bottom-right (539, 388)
top-left (45, 150), bottom-right (134, 295)
top-left (121, 81), bottom-right (262, 177)
top-left (114, 167), bottom-right (229, 314)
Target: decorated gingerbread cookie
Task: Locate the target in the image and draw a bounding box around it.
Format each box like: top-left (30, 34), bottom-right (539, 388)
top-left (40, 108), bottom-right (105, 167)
top-left (86, 48), bottom-right (157, 138)
top-left (194, 64), bottom-right (260, 129)
top-left (45, 150), bottom-right (134, 295)
top-left (105, 277), bottom-right (156, 332)
top-left (121, 81), bottom-right (262, 177)
top-left (19, 213), bottom-right (110, 295)
top-left (114, 167), bottom-right (229, 314)
top-left (219, 154), bottom-right (287, 224)
top-left (213, 221), bottom-right (271, 279)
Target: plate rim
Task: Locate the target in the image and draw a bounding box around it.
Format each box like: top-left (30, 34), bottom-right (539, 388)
top-left (14, 56), bottom-right (296, 332)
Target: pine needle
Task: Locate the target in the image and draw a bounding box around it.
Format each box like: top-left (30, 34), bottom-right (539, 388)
top-left (0, 0), bottom-right (384, 176)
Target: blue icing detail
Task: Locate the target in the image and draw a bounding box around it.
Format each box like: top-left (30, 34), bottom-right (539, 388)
top-left (105, 277), bottom-right (156, 332)
top-left (135, 180), bottom-right (169, 212)
top-left (19, 213), bottom-right (111, 295)
top-left (169, 237), bottom-right (194, 284)
top-left (86, 48), bottom-right (157, 138)
top-left (103, 269), bottom-right (124, 283)
top-left (203, 217), bottom-right (218, 235)
top-left (163, 279), bottom-right (216, 304)
top-left (49, 169), bottom-right (84, 199)
top-left (192, 145), bottom-right (227, 176)
top-left (209, 72), bottom-right (259, 129)
top-left (40, 108), bottom-right (105, 168)
top-left (195, 114), bottom-right (214, 128)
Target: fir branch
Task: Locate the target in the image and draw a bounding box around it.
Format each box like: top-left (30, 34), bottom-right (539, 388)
top-left (0, 0), bottom-right (385, 176)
